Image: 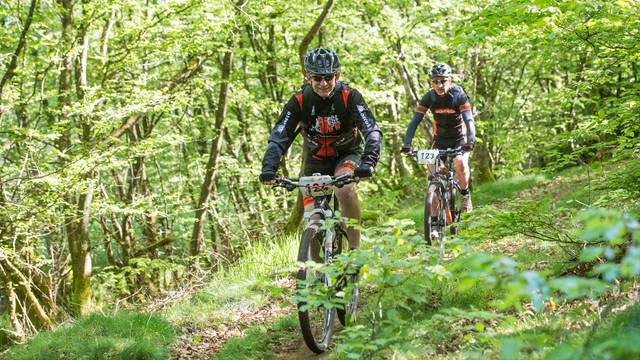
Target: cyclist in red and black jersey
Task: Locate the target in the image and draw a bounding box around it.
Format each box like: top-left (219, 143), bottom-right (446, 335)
top-left (402, 63), bottom-right (476, 212)
top-left (260, 48), bottom-right (383, 249)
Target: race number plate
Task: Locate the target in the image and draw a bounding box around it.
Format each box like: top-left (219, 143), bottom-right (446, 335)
top-left (416, 149), bottom-right (439, 165)
top-left (299, 174), bottom-right (333, 197)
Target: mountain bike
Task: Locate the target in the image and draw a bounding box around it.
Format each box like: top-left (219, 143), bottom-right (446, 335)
top-left (272, 173), bottom-right (360, 353)
top-left (412, 147), bottom-right (463, 250)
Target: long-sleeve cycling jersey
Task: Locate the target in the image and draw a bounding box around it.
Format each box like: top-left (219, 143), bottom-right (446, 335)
top-left (403, 84), bottom-right (475, 147)
top-left (262, 82), bottom-right (382, 174)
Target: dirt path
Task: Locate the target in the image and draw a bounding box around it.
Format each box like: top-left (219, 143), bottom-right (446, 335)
top-left (169, 276), bottom-right (337, 359)
top-left (170, 301), bottom-right (294, 359)
top-left (274, 338), bottom-right (331, 360)
top-left (169, 277), bottom-right (291, 359)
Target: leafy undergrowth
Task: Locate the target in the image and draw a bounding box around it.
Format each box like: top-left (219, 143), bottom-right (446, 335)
top-left (1, 312), bottom-right (175, 360)
top-left (347, 160), bottom-right (639, 359)
top-left (215, 160), bottom-right (639, 359)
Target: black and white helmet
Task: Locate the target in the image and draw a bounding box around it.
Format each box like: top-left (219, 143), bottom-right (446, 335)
top-left (429, 63), bottom-right (452, 78)
top-left (304, 48), bottom-right (340, 75)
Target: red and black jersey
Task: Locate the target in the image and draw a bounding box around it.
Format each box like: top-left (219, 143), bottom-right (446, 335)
top-left (261, 82), bottom-right (382, 175)
top-left (403, 84), bottom-right (475, 147)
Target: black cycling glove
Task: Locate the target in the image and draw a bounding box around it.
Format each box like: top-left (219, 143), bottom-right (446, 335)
top-left (461, 142), bottom-right (475, 152)
top-left (354, 164), bottom-right (374, 178)
top-left (259, 172), bottom-right (276, 183)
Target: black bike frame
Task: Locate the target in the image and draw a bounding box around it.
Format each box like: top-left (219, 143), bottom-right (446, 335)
top-left (428, 149), bottom-right (462, 222)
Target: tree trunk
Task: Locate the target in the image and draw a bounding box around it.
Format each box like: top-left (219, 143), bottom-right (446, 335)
top-left (0, 0), bottom-right (38, 107)
top-left (284, 0), bottom-right (336, 235)
top-left (56, 0), bottom-right (94, 317)
top-left (298, 0), bottom-right (335, 73)
top-left (67, 184), bottom-right (94, 316)
top-left (473, 137), bottom-right (495, 184)
top-left (0, 256), bottom-right (53, 330)
top-left (0, 270), bottom-right (24, 339)
top-left (191, 39), bottom-right (235, 269)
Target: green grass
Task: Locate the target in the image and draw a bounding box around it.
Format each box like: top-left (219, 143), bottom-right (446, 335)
top-left (1, 312), bottom-right (175, 360)
top-left (165, 234), bottom-right (298, 329)
top-left (0, 314), bottom-right (11, 350)
top-left (394, 173), bottom-right (548, 230)
top-left (490, 300), bottom-right (640, 360)
top-left (472, 173), bottom-right (547, 207)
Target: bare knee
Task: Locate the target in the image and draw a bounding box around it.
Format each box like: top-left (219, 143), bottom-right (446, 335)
top-left (454, 156), bottom-right (469, 173)
top-left (334, 183), bottom-right (357, 202)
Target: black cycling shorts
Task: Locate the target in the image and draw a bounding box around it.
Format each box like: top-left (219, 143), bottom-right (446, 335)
top-left (434, 136), bottom-right (465, 150)
top-left (303, 152), bottom-right (361, 176)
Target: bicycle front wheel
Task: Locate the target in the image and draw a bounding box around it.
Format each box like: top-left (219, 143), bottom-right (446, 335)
top-left (449, 183), bottom-right (461, 234)
top-left (296, 227), bottom-right (335, 353)
top-left (425, 183), bottom-right (446, 246)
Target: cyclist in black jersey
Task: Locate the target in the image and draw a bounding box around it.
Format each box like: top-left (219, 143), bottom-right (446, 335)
top-left (259, 48), bottom-right (383, 249)
top-left (401, 63), bottom-right (476, 212)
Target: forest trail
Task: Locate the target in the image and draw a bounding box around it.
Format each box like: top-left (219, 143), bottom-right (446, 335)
top-left (173, 174), bottom-right (573, 359)
top-left (189, 168), bottom-right (599, 359)
top-left (169, 274), bottom-right (338, 359)
top-left (274, 338), bottom-right (331, 360)
top-left (170, 278), bottom-right (297, 359)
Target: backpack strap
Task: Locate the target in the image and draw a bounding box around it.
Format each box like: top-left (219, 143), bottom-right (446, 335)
top-left (295, 93), bottom-right (304, 111)
top-left (297, 83), bottom-right (350, 115)
top-left (341, 87), bottom-right (349, 108)
top-left (334, 84), bottom-right (349, 116)
top-left (336, 84), bottom-right (357, 142)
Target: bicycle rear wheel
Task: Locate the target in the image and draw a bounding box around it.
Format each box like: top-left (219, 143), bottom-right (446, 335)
top-left (335, 227), bottom-right (359, 326)
top-left (425, 183), bottom-right (446, 246)
top-left (296, 227), bottom-right (335, 353)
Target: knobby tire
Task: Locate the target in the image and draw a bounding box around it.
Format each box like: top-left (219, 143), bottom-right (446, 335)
top-left (296, 227), bottom-right (334, 354)
top-left (425, 183), bottom-right (446, 246)
top-left (449, 183), bottom-right (460, 234)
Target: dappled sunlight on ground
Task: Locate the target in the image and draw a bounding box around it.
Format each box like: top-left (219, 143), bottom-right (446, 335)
top-left (170, 277), bottom-right (295, 359)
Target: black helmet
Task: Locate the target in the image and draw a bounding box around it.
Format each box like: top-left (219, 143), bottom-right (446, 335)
top-left (304, 48), bottom-right (340, 75)
top-left (429, 63), bottom-right (452, 78)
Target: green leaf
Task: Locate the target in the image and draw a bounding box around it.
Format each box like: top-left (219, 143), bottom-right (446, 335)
top-left (579, 247), bottom-right (605, 262)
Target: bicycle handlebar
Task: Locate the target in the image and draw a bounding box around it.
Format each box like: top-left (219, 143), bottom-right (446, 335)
top-left (271, 173), bottom-right (358, 192)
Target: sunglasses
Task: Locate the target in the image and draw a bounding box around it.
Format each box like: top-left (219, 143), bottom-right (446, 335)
top-left (311, 73), bottom-right (336, 82)
top-left (431, 78), bottom-right (450, 85)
